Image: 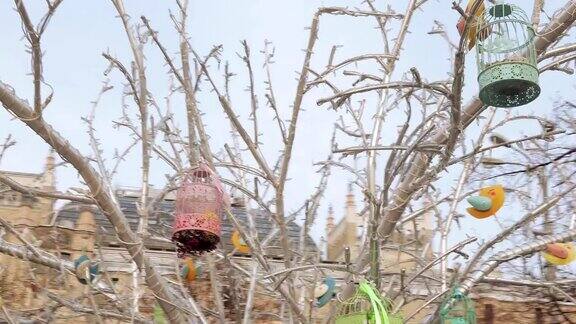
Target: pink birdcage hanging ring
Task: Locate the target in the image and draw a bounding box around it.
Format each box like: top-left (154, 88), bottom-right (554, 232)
top-left (172, 163), bottom-right (229, 256)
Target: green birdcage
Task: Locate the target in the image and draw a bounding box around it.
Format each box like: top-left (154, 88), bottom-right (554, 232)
top-left (440, 287), bottom-right (477, 324)
top-left (153, 304), bottom-right (167, 324)
top-left (475, 3), bottom-right (540, 108)
top-left (335, 281), bottom-right (402, 324)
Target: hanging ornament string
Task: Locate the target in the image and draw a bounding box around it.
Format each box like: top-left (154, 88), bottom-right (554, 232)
top-left (358, 281), bottom-right (390, 324)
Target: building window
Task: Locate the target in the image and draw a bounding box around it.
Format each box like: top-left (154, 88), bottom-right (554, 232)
top-left (1, 192), bottom-right (21, 206)
top-left (111, 278), bottom-right (120, 284)
top-left (484, 304), bottom-right (494, 324)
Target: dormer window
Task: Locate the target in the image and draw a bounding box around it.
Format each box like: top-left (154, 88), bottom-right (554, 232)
top-left (60, 252), bottom-right (71, 260)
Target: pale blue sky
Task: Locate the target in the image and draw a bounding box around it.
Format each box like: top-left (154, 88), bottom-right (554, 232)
top-left (0, 0), bottom-right (573, 272)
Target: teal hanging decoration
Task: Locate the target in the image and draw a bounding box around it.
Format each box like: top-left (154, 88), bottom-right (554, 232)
top-left (335, 281), bottom-right (399, 324)
top-left (74, 254), bottom-right (99, 285)
top-left (315, 276), bottom-right (336, 308)
top-left (440, 287), bottom-right (477, 324)
top-left (475, 3), bottom-right (540, 108)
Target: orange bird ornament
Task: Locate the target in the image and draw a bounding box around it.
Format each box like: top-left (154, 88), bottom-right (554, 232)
top-left (542, 243), bottom-right (575, 266)
top-left (466, 185), bottom-right (505, 219)
top-left (456, 0), bottom-right (488, 50)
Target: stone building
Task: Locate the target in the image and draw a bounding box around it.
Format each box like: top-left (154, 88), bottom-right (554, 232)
top-left (472, 280), bottom-right (576, 324)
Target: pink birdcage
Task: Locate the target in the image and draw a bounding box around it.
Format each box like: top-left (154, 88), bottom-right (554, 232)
top-left (172, 163), bottom-right (229, 256)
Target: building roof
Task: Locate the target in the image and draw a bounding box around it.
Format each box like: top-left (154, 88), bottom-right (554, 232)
top-left (55, 192), bottom-right (318, 258)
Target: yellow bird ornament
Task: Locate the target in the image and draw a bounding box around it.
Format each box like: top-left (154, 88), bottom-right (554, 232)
top-left (466, 185), bottom-right (505, 219)
top-left (542, 243), bottom-right (575, 266)
top-left (456, 0), bottom-right (489, 50)
top-left (232, 230), bottom-right (250, 254)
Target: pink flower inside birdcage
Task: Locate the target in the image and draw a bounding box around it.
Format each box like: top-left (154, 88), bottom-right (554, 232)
top-left (172, 163), bottom-right (228, 256)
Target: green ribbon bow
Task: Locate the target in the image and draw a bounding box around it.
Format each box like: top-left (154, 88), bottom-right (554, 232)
top-left (358, 281), bottom-right (390, 324)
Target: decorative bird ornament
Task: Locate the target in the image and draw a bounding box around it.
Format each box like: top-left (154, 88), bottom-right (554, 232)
top-left (232, 230), bottom-right (250, 254)
top-left (456, 0), bottom-right (488, 50)
top-left (314, 276), bottom-right (336, 308)
top-left (180, 257), bottom-right (202, 282)
top-left (74, 254), bottom-right (99, 285)
top-left (542, 242), bottom-right (575, 266)
top-left (466, 185), bottom-right (505, 219)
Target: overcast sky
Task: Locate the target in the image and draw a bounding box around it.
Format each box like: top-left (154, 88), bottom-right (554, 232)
top-left (0, 0), bottom-right (573, 273)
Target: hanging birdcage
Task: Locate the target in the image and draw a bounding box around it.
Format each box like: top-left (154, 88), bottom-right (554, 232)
top-left (440, 287), bottom-right (477, 324)
top-left (475, 3), bottom-right (540, 108)
top-left (335, 281), bottom-right (398, 324)
top-left (172, 163), bottom-right (229, 256)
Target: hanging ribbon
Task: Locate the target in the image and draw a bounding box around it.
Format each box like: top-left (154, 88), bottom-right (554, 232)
top-left (358, 281), bottom-right (390, 324)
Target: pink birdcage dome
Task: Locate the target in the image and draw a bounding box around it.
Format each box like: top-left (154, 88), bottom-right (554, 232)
top-left (172, 163), bottom-right (229, 256)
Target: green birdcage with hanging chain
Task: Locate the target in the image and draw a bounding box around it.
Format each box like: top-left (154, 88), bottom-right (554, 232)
top-left (440, 287), bottom-right (477, 324)
top-left (475, 2), bottom-right (540, 108)
top-left (335, 281), bottom-right (402, 324)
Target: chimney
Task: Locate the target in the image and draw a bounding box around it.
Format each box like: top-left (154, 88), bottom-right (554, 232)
top-left (75, 205), bottom-right (96, 232)
top-left (72, 205), bottom-right (96, 252)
